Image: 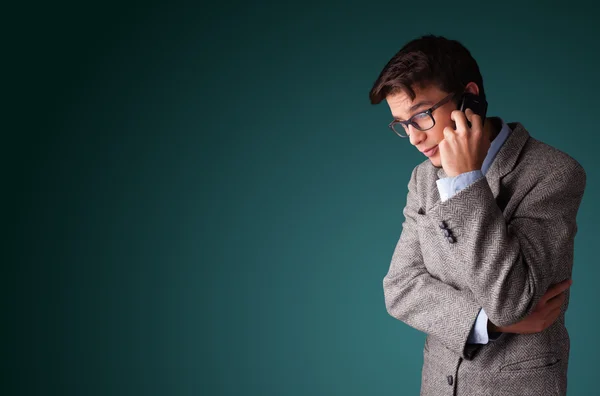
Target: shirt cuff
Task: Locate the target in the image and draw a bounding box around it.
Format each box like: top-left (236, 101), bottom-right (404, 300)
top-left (436, 170), bottom-right (484, 202)
top-left (467, 307), bottom-right (490, 344)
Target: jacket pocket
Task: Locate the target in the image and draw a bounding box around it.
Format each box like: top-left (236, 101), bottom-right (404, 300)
top-left (500, 352), bottom-right (561, 372)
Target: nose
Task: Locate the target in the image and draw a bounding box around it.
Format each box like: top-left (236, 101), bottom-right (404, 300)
top-left (408, 125), bottom-right (427, 146)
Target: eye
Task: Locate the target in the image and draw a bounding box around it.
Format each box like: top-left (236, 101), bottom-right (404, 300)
top-left (412, 112), bottom-right (429, 120)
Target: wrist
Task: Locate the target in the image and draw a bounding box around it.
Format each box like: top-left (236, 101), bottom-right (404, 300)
top-left (487, 320), bottom-right (501, 333)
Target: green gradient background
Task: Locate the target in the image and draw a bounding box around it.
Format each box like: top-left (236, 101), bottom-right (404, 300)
top-left (5, 1), bottom-right (600, 395)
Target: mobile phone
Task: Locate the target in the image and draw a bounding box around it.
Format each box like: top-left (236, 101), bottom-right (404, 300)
top-left (458, 92), bottom-right (488, 128)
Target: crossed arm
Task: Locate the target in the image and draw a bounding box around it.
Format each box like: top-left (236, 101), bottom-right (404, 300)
top-left (383, 162), bottom-right (586, 359)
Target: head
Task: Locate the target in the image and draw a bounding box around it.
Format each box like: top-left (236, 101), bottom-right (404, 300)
top-left (369, 35), bottom-right (485, 167)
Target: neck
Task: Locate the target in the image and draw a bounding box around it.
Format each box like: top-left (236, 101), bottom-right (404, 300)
top-left (484, 116), bottom-right (501, 142)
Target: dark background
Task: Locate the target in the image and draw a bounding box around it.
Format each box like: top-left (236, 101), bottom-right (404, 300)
top-left (5, 1), bottom-right (599, 395)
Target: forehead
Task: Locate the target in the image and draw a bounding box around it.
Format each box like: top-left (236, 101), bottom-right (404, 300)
top-left (386, 84), bottom-right (446, 119)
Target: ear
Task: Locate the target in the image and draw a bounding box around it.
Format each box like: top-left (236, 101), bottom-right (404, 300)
top-left (464, 82), bottom-right (480, 96)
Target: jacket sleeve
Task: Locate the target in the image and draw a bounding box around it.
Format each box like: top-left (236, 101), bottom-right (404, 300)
top-left (438, 171), bottom-right (505, 344)
top-left (428, 161), bottom-right (586, 328)
top-left (383, 165), bottom-right (486, 360)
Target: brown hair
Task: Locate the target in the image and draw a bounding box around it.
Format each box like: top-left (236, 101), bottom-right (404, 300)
top-left (369, 35), bottom-right (485, 105)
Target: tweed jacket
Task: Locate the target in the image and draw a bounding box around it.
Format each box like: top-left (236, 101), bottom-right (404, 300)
top-left (383, 122), bottom-right (587, 395)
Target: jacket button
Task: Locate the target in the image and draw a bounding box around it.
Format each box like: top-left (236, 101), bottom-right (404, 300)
top-left (447, 235), bottom-right (456, 243)
top-left (443, 229), bottom-right (451, 237)
top-left (438, 220), bottom-right (448, 229)
top-left (418, 207), bottom-right (425, 215)
top-left (447, 375), bottom-right (453, 385)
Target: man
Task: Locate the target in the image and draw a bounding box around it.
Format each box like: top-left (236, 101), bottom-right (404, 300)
top-left (370, 35), bottom-right (586, 395)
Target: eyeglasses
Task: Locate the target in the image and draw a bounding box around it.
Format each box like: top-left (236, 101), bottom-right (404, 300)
top-left (388, 92), bottom-right (458, 138)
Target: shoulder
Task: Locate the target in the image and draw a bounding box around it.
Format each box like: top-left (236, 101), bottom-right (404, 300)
top-left (502, 121), bottom-right (587, 199)
top-left (519, 134), bottom-right (586, 184)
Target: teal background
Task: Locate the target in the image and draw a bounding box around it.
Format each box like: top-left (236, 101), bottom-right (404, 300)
top-left (5, 1), bottom-right (599, 395)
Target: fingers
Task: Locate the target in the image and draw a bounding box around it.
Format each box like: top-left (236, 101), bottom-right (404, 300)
top-left (465, 108), bottom-right (483, 132)
top-left (546, 291), bottom-right (567, 310)
top-left (548, 304), bottom-right (563, 319)
top-left (546, 305), bottom-right (563, 327)
top-left (442, 126), bottom-right (455, 142)
top-left (451, 110), bottom-right (469, 135)
top-left (540, 279), bottom-right (572, 304)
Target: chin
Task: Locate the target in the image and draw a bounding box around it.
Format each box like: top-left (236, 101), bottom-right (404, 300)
top-left (430, 157), bottom-right (442, 167)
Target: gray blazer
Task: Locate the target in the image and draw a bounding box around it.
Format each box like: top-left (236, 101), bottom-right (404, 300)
top-left (383, 122), bottom-right (586, 396)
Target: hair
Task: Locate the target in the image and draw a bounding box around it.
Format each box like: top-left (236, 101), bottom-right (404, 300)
top-left (368, 35), bottom-right (485, 105)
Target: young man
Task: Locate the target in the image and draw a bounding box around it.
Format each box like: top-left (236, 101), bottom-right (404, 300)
top-left (371, 35), bottom-right (586, 396)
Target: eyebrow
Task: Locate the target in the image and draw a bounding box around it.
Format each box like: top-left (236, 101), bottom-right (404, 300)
top-left (393, 100), bottom-right (434, 121)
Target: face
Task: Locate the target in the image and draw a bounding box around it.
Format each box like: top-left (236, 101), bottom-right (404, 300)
top-left (386, 84), bottom-right (458, 167)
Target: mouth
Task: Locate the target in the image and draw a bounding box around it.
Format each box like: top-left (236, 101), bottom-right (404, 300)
top-left (422, 145), bottom-right (438, 157)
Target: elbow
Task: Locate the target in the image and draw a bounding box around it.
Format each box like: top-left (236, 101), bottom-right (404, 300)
top-left (382, 277), bottom-right (396, 316)
top-left (382, 275), bottom-right (406, 319)
top-left (383, 296), bottom-right (394, 317)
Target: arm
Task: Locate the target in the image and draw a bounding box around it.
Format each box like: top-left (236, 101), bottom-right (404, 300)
top-left (438, 171), bottom-right (504, 344)
top-left (383, 165), bottom-right (485, 359)
top-left (429, 161), bottom-right (586, 327)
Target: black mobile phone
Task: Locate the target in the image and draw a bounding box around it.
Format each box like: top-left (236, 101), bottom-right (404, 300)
top-left (458, 92), bottom-right (488, 128)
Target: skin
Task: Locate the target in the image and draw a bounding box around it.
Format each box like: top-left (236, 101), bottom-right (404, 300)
top-left (386, 82), bottom-right (495, 174)
top-left (386, 83), bottom-right (572, 335)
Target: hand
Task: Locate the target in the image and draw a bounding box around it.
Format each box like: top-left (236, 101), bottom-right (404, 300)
top-left (438, 108), bottom-right (491, 177)
top-left (488, 279), bottom-right (573, 334)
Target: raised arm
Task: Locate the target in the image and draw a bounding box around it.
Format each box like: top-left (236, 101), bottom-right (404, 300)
top-left (383, 165), bottom-right (486, 359)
